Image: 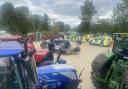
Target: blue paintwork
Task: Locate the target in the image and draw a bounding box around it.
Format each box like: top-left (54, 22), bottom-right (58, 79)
top-left (37, 64), bottom-right (76, 75)
top-left (37, 64), bottom-right (79, 89)
top-left (0, 41), bottom-right (24, 57)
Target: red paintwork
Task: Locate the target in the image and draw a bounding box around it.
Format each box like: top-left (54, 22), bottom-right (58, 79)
top-left (34, 50), bottom-right (49, 63)
top-left (0, 36), bottom-right (22, 40)
top-left (27, 43), bottom-right (35, 49)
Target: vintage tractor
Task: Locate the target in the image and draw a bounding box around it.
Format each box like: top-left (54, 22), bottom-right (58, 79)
top-left (91, 33), bottom-right (128, 89)
top-left (0, 41), bottom-right (38, 89)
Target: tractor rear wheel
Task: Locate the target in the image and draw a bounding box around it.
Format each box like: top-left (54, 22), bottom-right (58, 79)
top-left (91, 53), bottom-right (114, 89)
top-left (123, 70), bottom-right (128, 89)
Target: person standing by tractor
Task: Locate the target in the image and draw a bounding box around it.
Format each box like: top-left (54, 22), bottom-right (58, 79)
top-left (48, 38), bottom-right (55, 60)
top-left (41, 35), bottom-right (46, 48)
top-left (74, 40), bottom-right (81, 57)
top-left (48, 38), bottom-right (55, 53)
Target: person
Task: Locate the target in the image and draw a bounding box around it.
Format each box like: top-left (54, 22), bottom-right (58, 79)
top-left (74, 40), bottom-right (81, 57)
top-left (77, 36), bottom-right (82, 44)
top-left (48, 38), bottom-right (55, 53)
top-left (64, 41), bottom-right (70, 49)
top-left (41, 36), bottom-right (46, 48)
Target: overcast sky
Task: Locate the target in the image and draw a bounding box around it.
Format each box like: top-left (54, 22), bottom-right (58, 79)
top-left (0, 0), bottom-right (120, 26)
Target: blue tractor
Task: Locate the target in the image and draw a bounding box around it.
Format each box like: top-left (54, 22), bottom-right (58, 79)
top-left (37, 64), bottom-right (83, 89)
top-left (0, 41), bottom-right (38, 89)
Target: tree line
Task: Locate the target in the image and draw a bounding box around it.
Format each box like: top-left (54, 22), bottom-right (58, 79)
top-left (0, 2), bottom-right (70, 34)
top-left (79, 0), bottom-right (128, 34)
top-left (1, 0), bottom-right (127, 34)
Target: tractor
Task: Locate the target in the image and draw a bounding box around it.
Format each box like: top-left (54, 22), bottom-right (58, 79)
top-left (0, 41), bottom-right (38, 89)
top-left (37, 64), bottom-right (84, 89)
top-left (91, 33), bottom-right (128, 89)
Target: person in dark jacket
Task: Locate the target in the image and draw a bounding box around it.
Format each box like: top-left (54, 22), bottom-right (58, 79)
top-left (48, 39), bottom-right (55, 53)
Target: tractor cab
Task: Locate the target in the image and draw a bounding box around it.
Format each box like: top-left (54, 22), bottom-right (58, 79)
top-left (0, 41), bottom-right (37, 89)
top-left (113, 33), bottom-right (128, 58)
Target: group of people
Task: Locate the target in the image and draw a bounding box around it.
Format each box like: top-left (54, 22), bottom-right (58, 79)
top-left (41, 34), bottom-right (81, 56)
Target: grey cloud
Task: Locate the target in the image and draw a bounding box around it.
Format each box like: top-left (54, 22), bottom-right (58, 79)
top-left (94, 0), bottom-right (120, 16)
top-left (32, 0), bottom-right (82, 16)
top-left (0, 0), bottom-right (121, 25)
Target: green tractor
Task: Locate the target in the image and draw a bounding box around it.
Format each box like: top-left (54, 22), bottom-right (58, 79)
top-left (91, 33), bottom-right (128, 89)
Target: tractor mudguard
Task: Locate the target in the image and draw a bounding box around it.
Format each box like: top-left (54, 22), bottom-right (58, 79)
top-left (123, 70), bottom-right (128, 89)
top-left (91, 53), bottom-right (115, 89)
top-left (92, 53), bottom-right (109, 75)
top-left (91, 53), bottom-right (115, 78)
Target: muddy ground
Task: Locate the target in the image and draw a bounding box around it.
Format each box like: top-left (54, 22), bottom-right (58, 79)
top-left (60, 43), bottom-right (111, 89)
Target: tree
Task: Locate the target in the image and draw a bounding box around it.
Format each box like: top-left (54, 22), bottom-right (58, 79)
top-left (14, 6), bottom-right (33, 34)
top-left (15, 6), bottom-right (30, 16)
top-left (80, 0), bottom-right (96, 33)
top-left (113, 0), bottom-right (128, 32)
top-left (90, 19), bottom-right (114, 33)
top-left (55, 21), bottom-right (65, 31)
top-left (0, 3), bottom-right (60, 34)
top-left (1, 2), bottom-right (15, 29)
top-left (43, 13), bottom-right (50, 31)
top-left (0, 3), bottom-right (34, 34)
top-left (64, 24), bottom-right (70, 31)
top-left (32, 14), bottom-right (44, 31)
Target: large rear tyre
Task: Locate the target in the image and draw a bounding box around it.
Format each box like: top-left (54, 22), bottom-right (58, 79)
top-left (123, 70), bottom-right (128, 89)
top-left (91, 71), bottom-right (108, 89)
top-left (91, 53), bottom-right (114, 89)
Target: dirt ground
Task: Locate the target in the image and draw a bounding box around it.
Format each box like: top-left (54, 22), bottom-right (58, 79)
top-left (61, 43), bottom-right (111, 89)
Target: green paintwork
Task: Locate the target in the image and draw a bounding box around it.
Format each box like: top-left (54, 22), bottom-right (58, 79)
top-left (103, 51), bottom-right (115, 59)
top-left (92, 33), bottom-right (128, 89)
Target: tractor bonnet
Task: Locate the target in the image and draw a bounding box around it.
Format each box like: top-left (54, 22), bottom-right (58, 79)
top-left (37, 64), bottom-right (76, 75)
